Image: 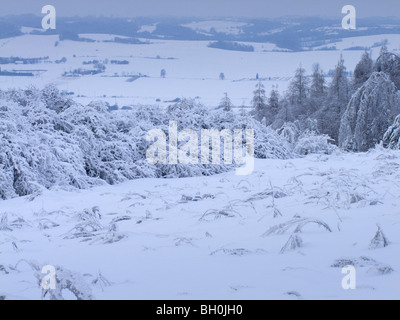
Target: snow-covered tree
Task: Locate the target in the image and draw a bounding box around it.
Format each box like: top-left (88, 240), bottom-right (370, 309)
top-left (309, 63), bottom-right (326, 115)
top-left (316, 55), bottom-right (350, 143)
top-left (288, 65), bottom-right (310, 112)
top-left (268, 86), bottom-right (280, 116)
top-left (310, 63), bottom-right (326, 100)
top-left (373, 47), bottom-right (400, 90)
top-left (252, 81), bottom-right (267, 122)
top-left (383, 114), bottom-right (400, 149)
top-left (353, 50), bottom-right (373, 90)
top-left (239, 103), bottom-right (247, 117)
top-left (272, 97), bottom-right (294, 129)
top-left (219, 92), bottom-right (233, 112)
top-left (339, 72), bottom-right (400, 151)
top-left (330, 54), bottom-right (349, 113)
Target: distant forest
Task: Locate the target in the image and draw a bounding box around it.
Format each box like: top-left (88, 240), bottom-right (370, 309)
top-left (2, 15), bottom-right (400, 51)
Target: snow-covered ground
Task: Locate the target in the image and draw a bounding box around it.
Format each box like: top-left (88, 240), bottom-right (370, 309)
top-left (1, 147), bottom-right (400, 300)
top-left (315, 34), bottom-right (400, 51)
top-left (0, 33), bottom-right (396, 107)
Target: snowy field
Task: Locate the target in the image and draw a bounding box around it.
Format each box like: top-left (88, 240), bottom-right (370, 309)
top-left (0, 32), bottom-right (398, 107)
top-left (1, 147), bottom-right (400, 300)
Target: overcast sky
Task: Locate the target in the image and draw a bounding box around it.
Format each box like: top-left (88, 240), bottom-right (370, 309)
top-left (1, 0), bottom-right (399, 18)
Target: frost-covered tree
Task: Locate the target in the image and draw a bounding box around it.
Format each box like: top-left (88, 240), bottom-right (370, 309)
top-left (309, 63), bottom-right (326, 115)
top-left (239, 103), bottom-right (247, 117)
top-left (316, 55), bottom-right (350, 143)
top-left (383, 114), bottom-right (400, 149)
top-left (288, 65), bottom-right (310, 114)
top-left (261, 86), bottom-right (281, 126)
top-left (374, 47), bottom-right (400, 90)
top-left (310, 63), bottom-right (326, 100)
top-left (252, 81), bottom-right (267, 122)
top-left (330, 54), bottom-right (349, 112)
top-left (268, 86), bottom-right (280, 116)
top-left (353, 50), bottom-right (373, 90)
top-left (272, 97), bottom-right (295, 129)
top-left (219, 92), bottom-right (233, 112)
top-left (339, 72), bottom-right (400, 151)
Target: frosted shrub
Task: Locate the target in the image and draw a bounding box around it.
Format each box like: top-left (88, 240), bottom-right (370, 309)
top-left (369, 225), bottom-right (389, 249)
top-left (294, 130), bottom-right (336, 155)
top-left (276, 119), bottom-right (332, 156)
top-left (37, 266), bottom-right (94, 300)
top-left (277, 122), bottom-right (300, 145)
top-left (0, 88), bottom-right (332, 200)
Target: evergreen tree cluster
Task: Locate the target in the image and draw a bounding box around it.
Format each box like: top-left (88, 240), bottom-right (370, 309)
top-left (248, 47), bottom-right (400, 152)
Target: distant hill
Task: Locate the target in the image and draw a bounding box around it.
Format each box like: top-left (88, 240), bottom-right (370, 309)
top-left (2, 15), bottom-right (400, 51)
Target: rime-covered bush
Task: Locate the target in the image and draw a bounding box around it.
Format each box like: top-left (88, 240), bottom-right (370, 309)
top-left (155, 99), bottom-right (233, 177)
top-left (34, 265), bottom-right (94, 300)
top-left (383, 114), bottom-right (400, 149)
top-left (277, 119), bottom-right (334, 156)
top-left (0, 88), bottom-right (303, 200)
top-left (0, 90), bottom-right (101, 199)
top-left (277, 122), bottom-right (300, 145)
top-left (294, 130), bottom-right (336, 155)
top-left (295, 118), bottom-right (319, 134)
top-left (248, 119), bottom-right (292, 160)
top-left (0, 88), bottom-right (156, 199)
top-left (153, 100), bottom-right (292, 176)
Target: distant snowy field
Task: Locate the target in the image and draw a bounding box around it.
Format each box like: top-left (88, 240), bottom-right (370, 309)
top-left (1, 147), bottom-right (400, 300)
top-left (0, 33), bottom-right (398, 107)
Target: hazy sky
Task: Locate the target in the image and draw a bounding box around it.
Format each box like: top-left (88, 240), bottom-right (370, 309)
top-left (1, 0), bottom-right (399, 18)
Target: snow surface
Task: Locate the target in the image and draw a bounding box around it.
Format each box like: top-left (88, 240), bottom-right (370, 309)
top-left (315, 34), bottom-right (400, 51)
top-left (0, 33), bottom-right (394, 107)
top-left (1, 147), bottom-right (400, 300)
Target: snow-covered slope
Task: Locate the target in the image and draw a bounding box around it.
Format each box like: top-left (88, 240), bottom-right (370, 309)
top-left (1, 147), bottom-right (400, 300)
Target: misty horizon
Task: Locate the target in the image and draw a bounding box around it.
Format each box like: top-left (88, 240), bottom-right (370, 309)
top-left (1, 0), bottom-right (400, 19)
